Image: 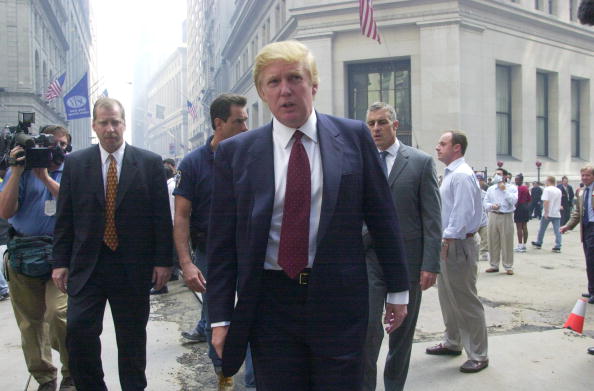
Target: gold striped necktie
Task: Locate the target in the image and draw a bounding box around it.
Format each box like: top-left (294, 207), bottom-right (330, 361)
top-left (104, 154), bottom-right (119, 250)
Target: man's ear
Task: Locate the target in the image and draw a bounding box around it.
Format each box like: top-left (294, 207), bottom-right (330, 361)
top-left (213, 117), bottom-right (223, 131)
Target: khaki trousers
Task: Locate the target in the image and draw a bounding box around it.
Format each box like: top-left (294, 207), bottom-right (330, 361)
top-left (488, 212), bottom-right (514, 271)
top-left (477, 225), bottom-right (489, 257)
top-left (437, 237), bottom-right (488, 361)
top-left (7, 263), bottom-right (69, 384)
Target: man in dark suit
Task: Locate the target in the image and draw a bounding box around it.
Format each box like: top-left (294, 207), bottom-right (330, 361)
top-left (206, 41), bottom-right (410, 391)
top-left (52, 98), bottom-right (173, 390)
top-left (362, 102), bottom-right (441, 391)
top-left (558, 176), bottom-right (574, 226)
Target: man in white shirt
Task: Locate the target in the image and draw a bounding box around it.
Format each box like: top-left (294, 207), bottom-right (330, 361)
top-left (205, 41), bottom-right (410, 390)
top-left (484, 168), bottom-right (518, 275)
top-left (426, 130), bottom-right (489, 373)
top-left (532, 176), bottom-right (563, 252)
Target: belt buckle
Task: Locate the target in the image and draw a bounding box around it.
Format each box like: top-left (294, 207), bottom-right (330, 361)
top-left (298, 272), bottom-right (309, 285)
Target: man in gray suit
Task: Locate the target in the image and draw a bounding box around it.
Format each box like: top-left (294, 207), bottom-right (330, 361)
top-left (362, 102), bottom-right (442, 391)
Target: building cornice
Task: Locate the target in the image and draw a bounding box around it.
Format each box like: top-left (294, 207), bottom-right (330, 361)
top-left (39, 0), bottom-right (69, 51)
top-left (222, 0), bottom-right (275, 60)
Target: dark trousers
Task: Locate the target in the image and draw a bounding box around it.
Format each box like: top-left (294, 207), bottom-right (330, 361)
top-left (584, 224), bottom-right (594, 296)
top-left (66, 246), bottom-right (150, 391)
top-left (250, 270), bottom-right (364, 391)
top-left (363, 257), bottom-right (422, 391)
top-left (561, 204), bottom-right (572, 226)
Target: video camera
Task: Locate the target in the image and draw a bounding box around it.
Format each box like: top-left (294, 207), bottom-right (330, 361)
top-left (0, 112), bottom-right (69, 169)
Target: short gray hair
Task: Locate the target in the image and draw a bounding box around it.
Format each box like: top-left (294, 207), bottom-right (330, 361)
top-left (366, 102), bottom-right (397, 122)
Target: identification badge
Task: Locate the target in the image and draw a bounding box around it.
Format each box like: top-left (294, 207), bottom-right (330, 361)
top-left (44, 200), bottom-right (56, 216)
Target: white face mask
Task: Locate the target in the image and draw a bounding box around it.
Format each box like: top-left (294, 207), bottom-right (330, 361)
top-left (493, 174), bottom-right (503, 184)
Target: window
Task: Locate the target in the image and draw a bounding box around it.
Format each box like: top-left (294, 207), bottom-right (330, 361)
top-left (535, 0), bottom-right (543, 10)
top-left (536, 72), bottom-right (549, 157)
top-left (548, 0), bottom-right (555, 15)
top-left (496, 65), bottom-right (512, 156)
top-left (348, 59), bottom-right (412, 145)
top-left (571, 79), bottom-right (581, 158)
top-left (570, 0), bottom-right (578, 21)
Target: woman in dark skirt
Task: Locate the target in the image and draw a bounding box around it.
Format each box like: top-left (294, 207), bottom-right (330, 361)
top-left (514, 174), bottom-right (531, 252)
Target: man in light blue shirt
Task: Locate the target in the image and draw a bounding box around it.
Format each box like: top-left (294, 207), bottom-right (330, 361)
top-left (426, 130), bottom-right (489, 374)
top-left (484, 168), bottom-right (518, 274)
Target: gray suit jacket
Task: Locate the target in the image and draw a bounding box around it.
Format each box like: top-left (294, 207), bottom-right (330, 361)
top-left (366, 142), bottom-right (441, 282)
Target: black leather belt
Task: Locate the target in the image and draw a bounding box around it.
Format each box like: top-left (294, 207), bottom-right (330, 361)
top-left (263, 268), bottom-right (311, 285)
top-left (491, 211), bottom-right (511, 215)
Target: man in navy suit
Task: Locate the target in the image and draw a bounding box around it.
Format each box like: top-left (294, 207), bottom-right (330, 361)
top-left (52, 98), bottom-right (173, 390)
top-left (206, 40), bottom-right (410, 391)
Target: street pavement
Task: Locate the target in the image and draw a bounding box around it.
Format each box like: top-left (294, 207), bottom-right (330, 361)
top-left (1, 218), bottom-right (593, 390)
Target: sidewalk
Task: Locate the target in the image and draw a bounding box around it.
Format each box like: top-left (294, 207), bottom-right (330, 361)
top-left (1, 217), bottom-right (593, 390)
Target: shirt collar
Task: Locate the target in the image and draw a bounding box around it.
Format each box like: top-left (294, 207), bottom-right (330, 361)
top-left (273, 110), bottom-right (318, 149)
top-left (445, 157), bottom-right (465, 173)
top-left (378, 139), bottom-right (400, 156)
top-left (99, 142), bottom-right (126, 165)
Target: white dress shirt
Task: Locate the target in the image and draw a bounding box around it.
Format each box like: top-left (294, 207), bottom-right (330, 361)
top-left (484, 183), bottom-right (518, 213)
top-left (264, 111), bottom-right (323, 270)
top-left (98, 142), bottom-right (125, 194)
top-left (379, 138), bottom-right (400, 176)
top-left (440, 157), bottom-right (483, 239)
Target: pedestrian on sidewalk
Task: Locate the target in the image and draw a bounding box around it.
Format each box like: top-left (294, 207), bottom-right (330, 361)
top-left (427, 130), bottom-right (489, 373)
top-left (0, 125), bottom-right (74, 391)
top-left (174, 93), bottom-right (252, 390)
top-left (532, 176), bottom-right (562, 253)
top-left (484, 168), bottom-right (518, 275)
top-left (514, 174), bottom-right (531, 253)
top-left (476, 173), bottom-right (490, 262)
top-left (560, 165), bottom-right (594, 305)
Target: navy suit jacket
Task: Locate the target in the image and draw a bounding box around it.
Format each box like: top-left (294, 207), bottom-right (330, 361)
top-left (206, 112), bottom-right (409, 376)
top-left (52, 144), bottom-right (173, 296)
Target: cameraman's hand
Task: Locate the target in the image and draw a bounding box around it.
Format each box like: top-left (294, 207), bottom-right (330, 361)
top-left (9, 146), bottom-right (26, 174)
top-left (32, 168), bottom-right (50, 182)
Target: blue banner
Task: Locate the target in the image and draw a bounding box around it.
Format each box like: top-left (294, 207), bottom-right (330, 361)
top-left (63, 73), bottom-right (91, 120)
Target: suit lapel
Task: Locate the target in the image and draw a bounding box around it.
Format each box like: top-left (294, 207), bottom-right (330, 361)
top-left (316, 113), bottom-right (343, 246)
top-left (388, 143), bottom-right (409, 187)
top-left (246, 125), bottom-right (275, 250)
top-left (86, 145), bottom-right (105, 207)
top-left (115, 144), bottom-right (139, 209)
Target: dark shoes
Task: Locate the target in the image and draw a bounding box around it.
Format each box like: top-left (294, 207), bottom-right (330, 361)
top-left (0, 292), bottom-right (9, 301)
top-left (425, 343), bottom-right (462, 356)
top-left (38, 378), bottom-right (57, 391)
top-left (150, 286), bottom-right (169, 295)
top-left (460, 359), bottom-right (489, 373)
top-left (181, 330), bottom-right (207, 342)
top-left (59, 376), bottom-right (76, 391)
top-left (552, 247), bottom-right (561, 253)
top-left (589, 296), bottom-right (594, 304)
top-left (531, 241), bottom-right (542, 249)
top-left (588, 347), bottom-right (594, 355)
top-left (485, 268), bottom-right (499, 273)
top-left (582, 293), bottom-right (591, 298)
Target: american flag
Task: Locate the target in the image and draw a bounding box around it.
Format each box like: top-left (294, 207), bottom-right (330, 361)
top-left (359, 0), bottom-right (381, 44)
top-left (45, 72), bottom-right (66, 101)
top-left (187, 100), bottom-right (198, 120)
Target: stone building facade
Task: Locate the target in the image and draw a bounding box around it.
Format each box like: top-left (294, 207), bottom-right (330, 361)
top-left (0, 0), bottom-right (97, 150)
top-left (185, 0), bottom-right (594, 181)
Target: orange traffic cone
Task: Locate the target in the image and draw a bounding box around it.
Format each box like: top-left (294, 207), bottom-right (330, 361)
top-left (563, 298), bottom-right (587, 333)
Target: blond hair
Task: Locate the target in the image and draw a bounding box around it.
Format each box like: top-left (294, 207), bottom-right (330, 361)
top-left (253, 40), bottom-right (319, 94)
top-left (581, 165), bottom-right (594, 176)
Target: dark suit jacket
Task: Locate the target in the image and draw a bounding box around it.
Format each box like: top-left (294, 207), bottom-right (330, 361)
top-left (367, 142), bottom-right (441, 282)
top-left (52, 144), bottom-right (173, 296)
top-left (207, 113), bottom-right (409, 376)
top-left (557, 184), bottom-right (575, 208)
top-left (565, 186), bottom-right (593, 242)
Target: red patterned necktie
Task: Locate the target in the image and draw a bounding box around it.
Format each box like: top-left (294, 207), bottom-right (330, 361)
top-left (278, 130), bottom-right (311, 279)
top-left (104, 154), bottom-right (119, 250)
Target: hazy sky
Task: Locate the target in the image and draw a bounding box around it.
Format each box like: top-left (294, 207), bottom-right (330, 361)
top-left (92, 0), bottom-right (186, 141)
